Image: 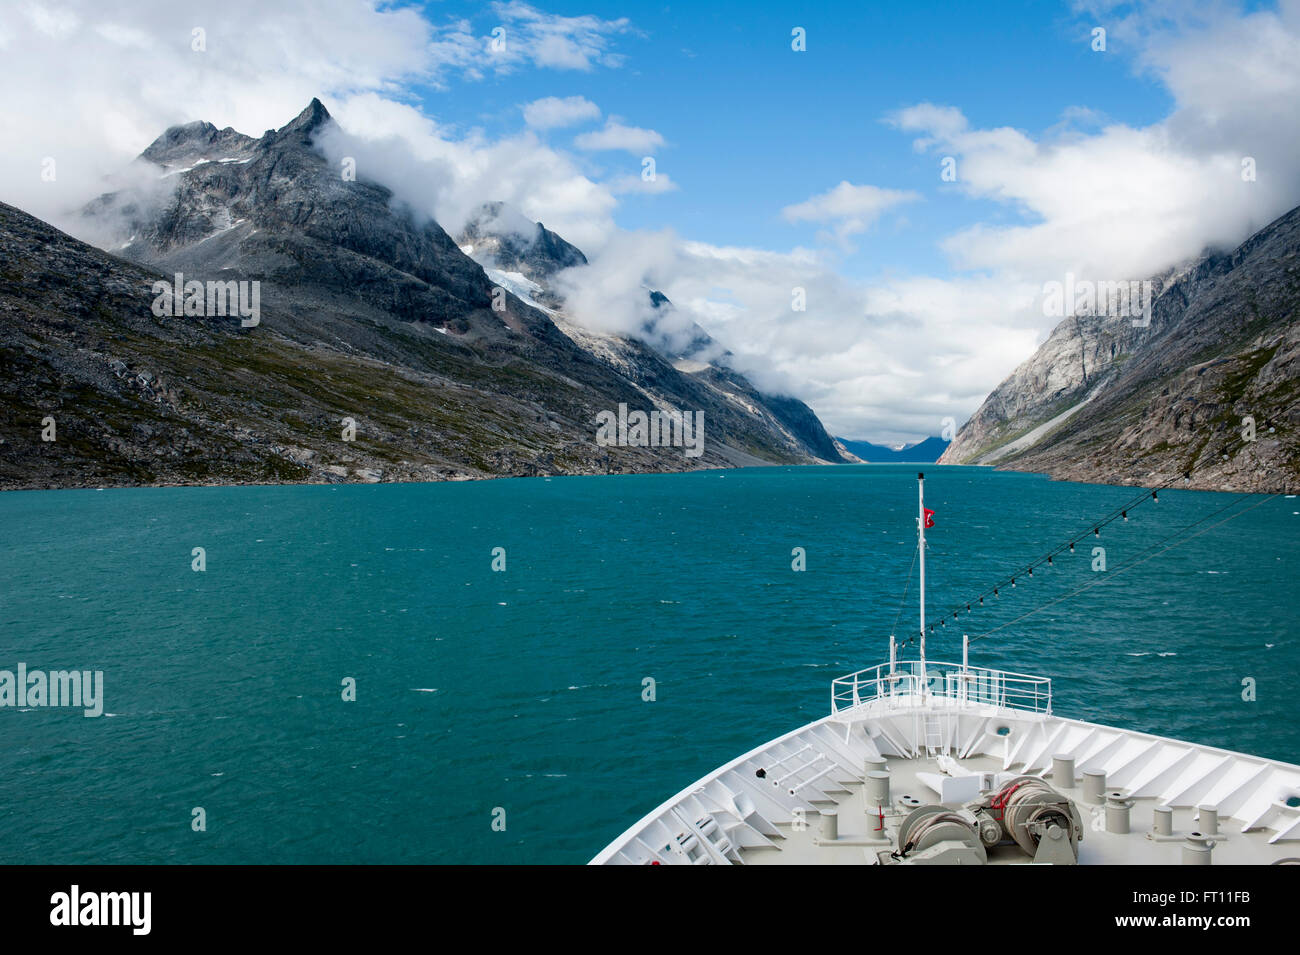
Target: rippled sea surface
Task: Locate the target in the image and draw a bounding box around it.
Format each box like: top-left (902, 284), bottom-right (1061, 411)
top-left (1, 464), bottom-right (1296, 863)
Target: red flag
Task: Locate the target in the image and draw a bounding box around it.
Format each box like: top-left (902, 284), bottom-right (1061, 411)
top-left (923, 508), bottom-right (935, 529)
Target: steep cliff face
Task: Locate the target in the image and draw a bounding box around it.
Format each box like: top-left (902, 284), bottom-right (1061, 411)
top-left (458, 201), bottom-right (588, 285)
top-left (458, 203), bottom-right (849, 465)
top-left (0, 100), bottom-right (847, 490)
top-left (85, 99), bottom-right (519, 342)
top-left (940, 205), bottom-right (1300, 492)
top-left (0, 199), bottom-right (674, 487)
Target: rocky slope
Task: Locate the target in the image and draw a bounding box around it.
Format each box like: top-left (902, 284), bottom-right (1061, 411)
top-left (457, 200), bottom-right (587, 310)
top-left (457, 202), bottom-right (846, 465)
top-left (1, 100), bottom-right (845, 490)
top-left (939, 204), bottom-right (1300, 492)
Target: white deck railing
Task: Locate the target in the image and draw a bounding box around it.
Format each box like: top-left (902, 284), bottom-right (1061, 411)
top-left (830, 660), bottom-right (1052, 716)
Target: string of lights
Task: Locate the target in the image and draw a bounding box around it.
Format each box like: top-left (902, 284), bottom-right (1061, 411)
top-left (890, 418), bottom-right (1284, 649)
top-left (925, 472), bottom-right (1186, 635)
top-left (966, 491), bottom-right (1278, 643)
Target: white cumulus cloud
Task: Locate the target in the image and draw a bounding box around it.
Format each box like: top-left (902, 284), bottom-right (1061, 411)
top-left (574, 119), bottom-right (666, 153)
top-left (522, 95), bottom-right (601, 129)
top-left (782, 181), bottom-right (921, 245)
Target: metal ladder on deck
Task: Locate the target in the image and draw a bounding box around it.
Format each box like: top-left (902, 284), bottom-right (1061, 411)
top-left (922, 714), bottom-right (946, 756)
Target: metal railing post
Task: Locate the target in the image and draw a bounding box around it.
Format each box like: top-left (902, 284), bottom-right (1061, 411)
top-left (829, 663), bottom-right (1054, 717)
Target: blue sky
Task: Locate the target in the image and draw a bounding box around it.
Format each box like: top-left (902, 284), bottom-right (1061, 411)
top-left (411, 0), bottom-right (1174, 280)
top-left (2, 0), bottom-right (1297, 443)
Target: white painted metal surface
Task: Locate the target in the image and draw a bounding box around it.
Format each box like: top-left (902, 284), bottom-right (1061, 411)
top-left (591, 669), bottom-right (1300, 864)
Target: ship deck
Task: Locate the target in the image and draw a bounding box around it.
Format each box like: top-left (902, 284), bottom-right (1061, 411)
top-left (591, 662), bottom-right (1300, 865)
top-left (739, 750), bottom-right (1294, 865)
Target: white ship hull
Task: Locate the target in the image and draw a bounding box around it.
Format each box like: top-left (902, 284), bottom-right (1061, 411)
top-left (591, 661), bottom-right (1300, 865)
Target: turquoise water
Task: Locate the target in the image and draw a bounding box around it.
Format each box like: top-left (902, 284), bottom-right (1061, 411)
top-left (1, 465), bottom-right (1296, 864)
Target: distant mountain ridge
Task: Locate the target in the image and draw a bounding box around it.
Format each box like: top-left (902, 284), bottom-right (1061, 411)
top-left (0, 99), bottom-right (846, 490)
top-left (836, 436), bottom-right (950, 463)
top-left (940, 203), bottom-right (1300, 492)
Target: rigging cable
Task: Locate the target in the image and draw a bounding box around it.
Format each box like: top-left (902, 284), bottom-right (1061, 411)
top-left (967, 492), bottom-right (1279, 644)
top-left (932, 473), bottom-right (1185, 628)
top-left (888, 542), bottom-right (919, 648)
top-left (930, 415), bottom-right (1289, 630)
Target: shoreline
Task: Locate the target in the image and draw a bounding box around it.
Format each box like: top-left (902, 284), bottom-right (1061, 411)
top-left (0, 458), bottom-right (1288, 496)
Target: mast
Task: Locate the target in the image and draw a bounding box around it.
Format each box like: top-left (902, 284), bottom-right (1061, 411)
top-left (918, 471), bottom-right (926, 692)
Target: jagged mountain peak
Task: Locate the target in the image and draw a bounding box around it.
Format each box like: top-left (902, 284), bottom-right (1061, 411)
top-left (140, 119), bottom-right (257, 168)
top-left (271, 97), bottom-right (334, 143)
top-left (637, 287), bottom-right (723, 364)
top-left (458, 201), bottom-right (587, 282)
top-left (136, 98), bottom-right (333, 172)
top-left (82, 99), bottom-right (518, 337)
top-left (457, 208), bottom-right (717, 359)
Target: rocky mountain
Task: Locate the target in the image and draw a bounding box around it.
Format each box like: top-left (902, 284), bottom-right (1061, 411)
top-left (0, 100), bottom-right (845, 490)
top-left (837, 436), bottom-right (950, 463)
top-left (458, 201), bottom-right (587, 285)
top-left (939, 203), bottom-right (1300, 492)
top-left (456, 203), bottom-right (847, 464)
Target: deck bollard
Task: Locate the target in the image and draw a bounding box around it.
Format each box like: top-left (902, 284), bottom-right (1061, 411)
top-left (1082, 770), bottom-right (1107, 804)
top-left (1106, 792), bottom-right (1134, 834)
top-left (1183, 833), bottom-right (1214, 865)
top-left (865, 771), bottom-right (890, 807)
top-left (1152, 806), bottom-right (1174, 837)
top-left (820, 809), bottom-right (838, 842)
top-left (1052, 755), bottom-right (1075, 789)
top-left (1198, 805), bottom-right (1220, 836)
